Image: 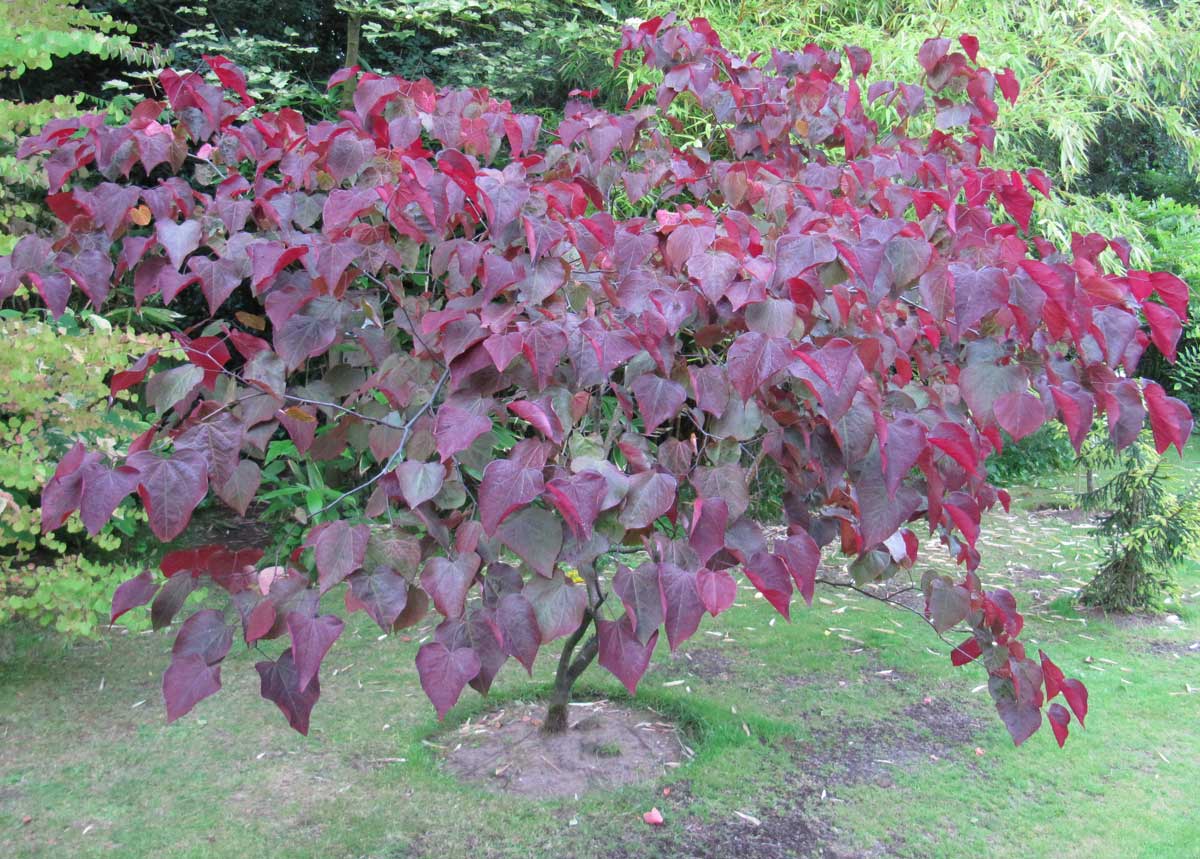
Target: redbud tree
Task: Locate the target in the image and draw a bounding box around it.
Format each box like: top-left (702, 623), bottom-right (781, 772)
top-left (5, 16), bottom-right (1192, 745)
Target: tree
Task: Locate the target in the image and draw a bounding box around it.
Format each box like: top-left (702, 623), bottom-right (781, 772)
top-left (4, 16), bottom-right (1191, 749)
top-left (1078, 429), bottom-right (1200, 612)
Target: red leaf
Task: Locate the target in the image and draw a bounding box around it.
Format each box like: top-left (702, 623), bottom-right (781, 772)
top-left (110, 350), bottom-right (159, 396)
top-left (688, 497), bottom-right (728, 565)
top-left (950, 636), bottom-right (982, 666)
top-left (743, 551), bottom-right (793, 620)
top-left (286, 612), bottom-right (344, 693)
top-left (497, 507), bottom-right (562, 578)
top-left (776, 533), bottom-right (819, 606)
top-left (597, 615), bottom-right (659, 695)
top-left (1047, 702), bottom-right (1071, 748)
top-left (478, 457), bottom-right (544, 535)
top-left (1061, 678), bottom-right (1088, 727)
top-left (416, 641), bottom-right (481, 719)
top-left (696, 567), bottom-right (736, 617)
top-left (156, 220), bottom-right (201, 271)
top-left (203, 54), bottom-right (253, 106)
top-left (524, 571), bottom-right (587, 644)
top-left (326, 65), bottom-right (360, 90)
top-left (613, 563), bottom-right (666, 645)
top-left (110, 570), bottom-right (160, 624)
top-left (163, 654), bottom-right (222, 723)
top-left (1039, 649), bottom-right (1065, 701)
top-left (346, 567), bottom-right (410, 631)
top-left (618, 471), bottom-right (677, 530)
top-left (434, 404), bottom-right (492, 462)
top-left (173, 609), bottom-right (233, 665)
top-left (256, 649), bottom-right (320, 735)
top-left (994, 391), bottom-right (1045, 441)
top-left (420, 553), bottom-right (481, 619)
top-left (494, 593), bottom-right (540, 673)
top-left (1143, 302), bottom-right (1182, 363)
top-left (128, 449), bottom-right (209, 542)
top-left (996, 68), bottom-right (1020, 105)
top-left (1144, 382), bottom-right (1193, 456)
top-left (309, 520), bottom-right (370, 593)
top-left (659, 563), bottom-right (704, 652)
top-left (631, 374), bottom-right (687, 433)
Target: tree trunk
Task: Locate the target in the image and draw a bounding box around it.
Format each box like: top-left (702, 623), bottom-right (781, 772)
top-left (341, 13), bottom-right (362, 110)
top-left (542, 617), bottom-right (599, 734)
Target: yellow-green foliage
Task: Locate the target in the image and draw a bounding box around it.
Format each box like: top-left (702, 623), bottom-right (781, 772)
top-left (0, 1), bottom-right (169, 255)
top-left (0, 310), bottom-right (169, 636)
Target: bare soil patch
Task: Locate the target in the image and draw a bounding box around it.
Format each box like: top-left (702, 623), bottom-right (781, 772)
top-left (441, 700), bottom-right (685, 797)
top-left (1143, 639), bottom-right (1200, 658)
top-left (651, 699), bottom-right (982, 859)
top-left (1030, 505), bottom-right (1092, 525)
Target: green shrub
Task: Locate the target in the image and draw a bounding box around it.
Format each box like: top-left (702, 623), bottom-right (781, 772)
top-left (0, 309), bottom-right (168, 636)
top-left (1078, 430), bottom-right (1200, 612)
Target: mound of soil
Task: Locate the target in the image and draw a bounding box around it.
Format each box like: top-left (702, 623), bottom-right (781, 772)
top-left (441, 700), bottom-right (685, 797)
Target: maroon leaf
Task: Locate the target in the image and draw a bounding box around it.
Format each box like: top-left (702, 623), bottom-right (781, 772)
top-left (110, 570), bottom-right (160, 624)
top-left (927, 578), bottom-right (970, 633)
top-left (172, 609), bottom-right (233, 666)
top-left (727, 332), bottom-right (790, 402)
top-left (215, 460), bottom-right (261, 516)
top-left (496, 593), bottom-right (541, 673)
top-left (346, 566), bottom-right (410, 630)
top-left (523, 571), bottom-right (587, 643)
top-left (395, 461), bottom-right (445, 509)
top-left (309, 520), bottom-right (370, 593)
top-left (776, 533), bottom-right (819, 606)
top-left (156, 220), bottom-right (201, 270)
top-left (1047, 702), bottom-right (1071, 748)
top-left (434, 404), bottom-right (492, 462)
top-left (151, 572), bottom-right (196, 630)
top-left (743, 551), bottom-right (793, 620)
top-left (696, 567), bottom-right (736, 617)
top-left (613, 563), bottom-right (666, 645)
top-left (286, 612), bottom-right (344, 693)
top-left (79, 462), bottom-right (140, 535)
top-left (659, 564), bottom-right (704, 652)
top-left (618, 471), bottom-right (677, 530)
top-left (545, 471), bottom-right (607, 539)
top-left (497, 507), bottom-right (563, 578)
top-left (479, 457), bottom-right (544, 535)
top-left (128, 449), bottom-right (209, 541)
top-left (689, 497), bottom-right (728, 565)
top-left (256, 649), bottom-right (321, 735)
top-left (994, 391), bottom-right (1045, 442)
top-left (597, 616), bottom-right (658, 695)
top-left (631, 374), bottom-right (687, 433)
top-left (416, 641), bottom-right (481, 719)
top-left (420, 553), bottom-right (481, 620)
top-left (163, 654), bottom-right (222, 723)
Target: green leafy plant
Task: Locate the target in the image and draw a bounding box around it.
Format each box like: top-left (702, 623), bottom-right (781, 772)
top-left (1077, 429), bottom-right (1200, 611)
top-left (0, 308), bottom-right (168, 635)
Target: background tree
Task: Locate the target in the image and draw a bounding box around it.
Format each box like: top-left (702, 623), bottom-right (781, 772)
top-left (1077, 429), bottom-right (1200, 612)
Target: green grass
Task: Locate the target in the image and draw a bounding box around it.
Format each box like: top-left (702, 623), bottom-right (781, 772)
top-left (2, 446), bottom-right (1199, 858)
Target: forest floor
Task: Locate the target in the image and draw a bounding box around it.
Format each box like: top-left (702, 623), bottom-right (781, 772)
top-left (1, 442), bottom-right (1198, 859)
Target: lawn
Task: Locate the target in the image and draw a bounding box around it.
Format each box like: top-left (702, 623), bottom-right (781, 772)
top-left (1, 448), bottom-right (1198, 859)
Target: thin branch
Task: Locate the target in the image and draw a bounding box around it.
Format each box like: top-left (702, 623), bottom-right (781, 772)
top-left (313, 366), bottom-right (450, 516)
top-left (815, 576), bottom-right (956, 646)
